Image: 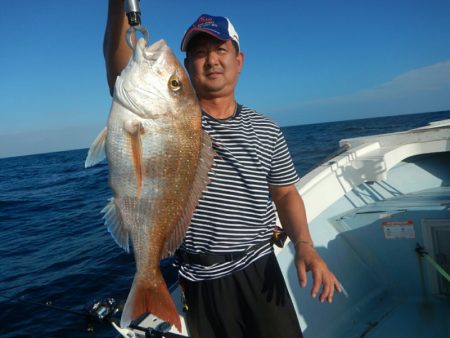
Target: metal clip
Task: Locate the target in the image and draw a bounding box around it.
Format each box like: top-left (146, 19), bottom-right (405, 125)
top-left (272, 226), bottom-right (287, 248)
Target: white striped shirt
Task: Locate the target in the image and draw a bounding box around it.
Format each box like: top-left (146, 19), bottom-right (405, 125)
top-left (178, 105), bottom-right (299, 281)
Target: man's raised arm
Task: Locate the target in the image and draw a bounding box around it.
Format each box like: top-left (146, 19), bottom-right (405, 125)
top-left (104, 0), bottom-right (133, 96)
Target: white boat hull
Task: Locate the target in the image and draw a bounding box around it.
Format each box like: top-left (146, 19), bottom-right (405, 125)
top-left (278, 119), bottom-right (450, 337)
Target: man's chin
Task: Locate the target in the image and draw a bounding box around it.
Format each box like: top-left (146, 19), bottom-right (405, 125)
top-left (201, 83), bottom-right (226, 95)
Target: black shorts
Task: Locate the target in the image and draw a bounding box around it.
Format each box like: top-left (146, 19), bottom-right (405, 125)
top-left (181, 252), bottom-right (303, 338)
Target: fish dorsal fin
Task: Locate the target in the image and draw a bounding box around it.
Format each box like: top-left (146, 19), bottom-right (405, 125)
top-left (102, 197), bottom-right (131, 253)
top-left (161, 131), bottom-right (216, 258)
top-left (85, 127), bottom-right (108, 168)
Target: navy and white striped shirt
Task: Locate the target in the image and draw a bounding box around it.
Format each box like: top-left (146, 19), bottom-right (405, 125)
top-left (178, 104), bottom-right (299, 281)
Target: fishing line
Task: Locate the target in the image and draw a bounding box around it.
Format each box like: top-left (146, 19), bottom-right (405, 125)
top-left (0, 293), bottom-right (90, 317)
top-left (0, 293), bottom-right (120, 332)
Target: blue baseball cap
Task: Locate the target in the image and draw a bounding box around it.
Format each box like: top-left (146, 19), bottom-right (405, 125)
top-left (181, 14), bottom-right (240, 52)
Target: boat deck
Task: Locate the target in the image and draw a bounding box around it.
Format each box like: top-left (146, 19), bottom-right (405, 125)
top-left (360, 300), bottom-right (449, 338)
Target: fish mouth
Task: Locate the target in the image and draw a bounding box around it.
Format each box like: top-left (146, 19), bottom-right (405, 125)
top-left (136, 38), bottom-right (169, 64)
top-left (145, 39), bottom-right (168, 53)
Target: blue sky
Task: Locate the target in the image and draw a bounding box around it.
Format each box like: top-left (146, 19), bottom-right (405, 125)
top-left (1, 0), bottom-right (449, 158)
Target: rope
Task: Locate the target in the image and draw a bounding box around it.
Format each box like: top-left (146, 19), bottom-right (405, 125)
top-left (415, 244), bottom-right (450, 283)
top-left (423, 254), bottom-right (450, 282)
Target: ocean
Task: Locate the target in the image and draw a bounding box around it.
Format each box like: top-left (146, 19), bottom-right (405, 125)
top-left (1, 110), bottom-right (449, 337)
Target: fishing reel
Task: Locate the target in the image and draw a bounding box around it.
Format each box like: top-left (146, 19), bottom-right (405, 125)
top-left (85, 297), bottom-right (120, 322)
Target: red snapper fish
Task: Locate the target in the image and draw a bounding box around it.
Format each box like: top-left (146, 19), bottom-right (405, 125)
top-left (85, 38), bottom-right (214, 331)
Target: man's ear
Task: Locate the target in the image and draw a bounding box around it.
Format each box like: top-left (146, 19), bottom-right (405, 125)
top-left (237, 52), bottom-right (244, 73)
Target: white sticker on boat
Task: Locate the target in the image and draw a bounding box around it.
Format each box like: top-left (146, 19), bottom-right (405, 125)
top-left (382, 220), bottom-right (415, 239)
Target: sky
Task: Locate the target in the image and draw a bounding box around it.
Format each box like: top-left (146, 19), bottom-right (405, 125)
top-left (1, 0), bottom-right (449, 158)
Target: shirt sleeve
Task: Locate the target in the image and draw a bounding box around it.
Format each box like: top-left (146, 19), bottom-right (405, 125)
top-left (267, 129), bottom-right (300, 185)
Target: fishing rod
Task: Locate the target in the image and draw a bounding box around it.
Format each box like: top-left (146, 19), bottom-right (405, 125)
top-left (0, 293), bottom-right (120, 332)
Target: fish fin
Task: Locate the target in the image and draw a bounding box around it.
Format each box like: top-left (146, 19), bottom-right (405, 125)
top-left (85, 127), bottom-right (107, 168)
top-left (120, 273), bottom-right (181, 332)
top-left (126, 124), bottom-right (144, 197)
top-left (162, 131), bottom-right (216, 257)
top-left (102, 198), bottom-right (130, 253)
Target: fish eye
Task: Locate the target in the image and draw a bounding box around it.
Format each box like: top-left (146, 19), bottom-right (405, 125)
top-left (168, 75), bottom-right (181, 92)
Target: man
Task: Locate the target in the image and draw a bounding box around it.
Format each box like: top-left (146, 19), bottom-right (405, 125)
top-left (104, 3), bottom-right (340, 337)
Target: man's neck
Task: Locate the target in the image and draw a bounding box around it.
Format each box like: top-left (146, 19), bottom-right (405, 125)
top-left (199, 97), bottom-right (237, 120)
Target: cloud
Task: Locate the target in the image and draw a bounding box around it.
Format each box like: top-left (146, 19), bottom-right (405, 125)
top-left (271, 59), bottom-right (450, 126)
top-left (323, 59), bottom-right (450, 104)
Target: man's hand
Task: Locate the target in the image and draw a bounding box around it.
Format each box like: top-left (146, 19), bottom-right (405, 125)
top-left (269, 183), bottom-right (341, 303)
top-left (294, 243), bottom-right (341, 303)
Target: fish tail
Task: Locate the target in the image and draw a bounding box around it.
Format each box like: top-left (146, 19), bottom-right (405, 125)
top-left (120, 273), bottom-right (181, 332)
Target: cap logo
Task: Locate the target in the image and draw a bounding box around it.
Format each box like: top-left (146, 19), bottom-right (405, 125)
top-left (196, 16), bottom-right (213, 25)
top-left (195, 16), bottom-right (218, 29)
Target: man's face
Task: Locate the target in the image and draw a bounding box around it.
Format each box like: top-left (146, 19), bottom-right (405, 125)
top-left (184, 34), bottom-right (244, 100)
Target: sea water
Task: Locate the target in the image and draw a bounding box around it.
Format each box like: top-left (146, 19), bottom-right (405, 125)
top-left (1, 110), bottom-right (449, 337)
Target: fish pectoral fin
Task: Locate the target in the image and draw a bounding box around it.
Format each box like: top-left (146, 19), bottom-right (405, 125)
top-left (121, 273), bottom-right (181, 332)
top-left (85, 127), bottom-right (108, 168)
top-left (163, 131), bottom-right (216, 257)
top-left (102, 198), bottom-right (130, 253)
top-left (124, 120), bottom-right (144, 197)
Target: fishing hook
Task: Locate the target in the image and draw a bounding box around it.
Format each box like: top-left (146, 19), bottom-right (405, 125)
top-left (126, 24), bottom-right (150, 49)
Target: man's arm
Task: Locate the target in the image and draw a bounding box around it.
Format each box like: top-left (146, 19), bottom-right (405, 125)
top-left (270, 183), bottom-right (341, 303)
top-left (104, 0), bottom-right (133, 96)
